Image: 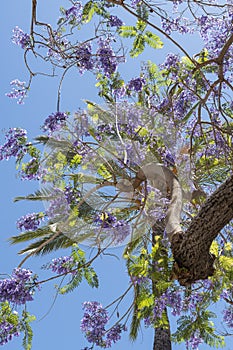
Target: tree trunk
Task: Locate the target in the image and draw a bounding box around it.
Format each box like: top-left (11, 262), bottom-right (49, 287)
top-left (153, 324), bottom-right (171, 350)
top-left (171, 174), bottom-right (233, 285)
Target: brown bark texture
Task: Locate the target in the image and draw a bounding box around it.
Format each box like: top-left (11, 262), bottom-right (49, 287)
top-left (153, 326), bottom-right (172, 350)
top-left (136, 163), bottom-right (233, 285)
top-left (171, 174), bottom-right (233, 285)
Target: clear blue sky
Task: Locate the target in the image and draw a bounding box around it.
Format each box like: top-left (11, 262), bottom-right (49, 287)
top-left (0, 1), bottom-right (231, 349)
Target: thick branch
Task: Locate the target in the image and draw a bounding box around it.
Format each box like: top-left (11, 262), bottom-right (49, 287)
top-left (136, 163), bottom-right (233, 285)
top-left (171, 174), bottom-right (233, 285)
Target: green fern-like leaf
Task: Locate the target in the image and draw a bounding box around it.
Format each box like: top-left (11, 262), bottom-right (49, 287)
top-left (59, 273), bottom-right (83, 294)
top-left (144, 31), bottom-right (163, 49)
top-left (130, 35), bottom-right (145, 58)
top-left (9, 227), bottom-right (55, 245)
top-left (118, 25), bottom-right (137, 38)
top-left (14, 187), bottom-right (55, 202)
top-left (21, 311), bottom-right (36, 350)
top-left (129, 285), bottom-right (141, 341)
top-left (17, 234), bottom-right (74, 256)
top-left (84, 267), bottom-right (99, 288)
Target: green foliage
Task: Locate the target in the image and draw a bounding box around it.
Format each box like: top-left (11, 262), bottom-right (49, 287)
top-left (130, 34), bottom-right (145, 58)
top-left (173, 310), bottom-right (225, 348)
top-left (14, 188), bottom-right (56, 202)
top-left (21, 311), bottom-right (36, 350)
top-left (57, 245), bottom-right (99, 294)
top-left (82, 0), bottom-right (108, 23)
top-left (0, 302), bottom-right (35, 350)
top-left (119, 19), bottom-right (163, 58)
top-left (118, 25), bottom-right (137, 38)
top-left (144, 31), bottom-right (163, 49)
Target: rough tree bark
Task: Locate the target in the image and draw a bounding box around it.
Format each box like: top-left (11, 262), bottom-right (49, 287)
top-left (135, 163), bottom-right (233, 285)
top-left (171, 174), bottom-right (233, 285)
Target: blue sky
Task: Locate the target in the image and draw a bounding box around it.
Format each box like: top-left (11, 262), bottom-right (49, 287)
top-left (0, 1), bottom-right (232, 350)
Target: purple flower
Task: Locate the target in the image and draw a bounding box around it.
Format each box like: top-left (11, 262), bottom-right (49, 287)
top-left (64, 186), bottom-right (81, 205)
top-left (197, 14), bottom-right (233, 58)
top-left (164, 289), bottom-right (182, 316)
top-left (16, 212), bottom-right (42, 231)
top-left (94, 212), bottom-right (131, 244)
top-left (97, 39), bottom-right (120, 77)
top-left (80, 301), bottom-right (126, 347)
top-left (6, 79), bottom-right (28, 104)
top-left (76, 43), bottom-right (94, 74)
top-left (106, 324), bottom-right (127, 346)
top-left (65, 2), bottom-right (82, 21)
top-left (109, 15), bottom-right (123, 28)
top-left (0, 269), bottom-right (37, 305)
top-left (48, 256), bottom-right (76, 275)
top-left (81, 301), bottom-right (109, 346)
top-left (161, 17), bottom-right (192, 35)
top-left (161, 53), bottom-right (180, 71)
top-left (128, 77), bottom-right (146, 92)
top-left (113, 85), bottom-right (126, 99)
top-left (0, 128), bottom-right (27, 161)
top-left (42, 111), bottom-right (68, 133)
top-left (0, 320), bottom-right (20, 346)
top-left (223, 306), bottom-right (233, 328)
top-left (12, 26), bottom-right (30, 49)
top-left (163, 151), bottom-right (176, 167)
top-left (186, 331), bottom-right (203, 349)
top-left (20, 157), bottom-right (42, 180)
top-left (46, 191), bottom-right (70, 220)
top-left (131, 0), bottom-right (141, 7)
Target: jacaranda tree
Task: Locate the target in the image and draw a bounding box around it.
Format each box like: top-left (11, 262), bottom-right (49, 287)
top-left (1, 1), bottom-right (233, 349)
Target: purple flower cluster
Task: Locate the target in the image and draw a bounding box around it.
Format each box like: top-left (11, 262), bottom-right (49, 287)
top-left (113, 85), bottom-right (126, 99)
top-left (161, 53), bottom-right (180, 71)
top-left (97, 39), bottom-right (119, 77)
top-left (0, 128), bottom-right (27, 161)
top-left (94, 212), bottom-right (120, 229)
top-left (0, 269), bottom-right (36, 305)
top-left (165, 289), bottom-right (182, 316)
top-left (94, 212), bottom-right (131, 244)
top-left (131, 0), bottom-right (141, 7)
top-left (42, 111), bottom-right (68, 133)
top-left (163, 151), bottom-right (176, 167)
top-left (109, 15), bottom-right (123, 28)
top-left (12, 26), bottom-right (30, 49)
top-left (48, 256), bottom-right (76, 275)
top-left (64, 186), bottom-right (81, 205)
top-left (6, 79), bottom-right (28, 104)
top-left (183, 292), bottom-right (204, 312)
top-left (80, 301), bottom-right (126, 347)
top-left (20, 157), bottom-right (42, 180)
top-left (197, 14), bottom-right (233, 58)
top-left (65, 2), bottom-right (82, 22)
top-left (223, 306), bottom-right (233, 328)
top-left (186, 331), bottom-right (203, 350)
top-left (128, 77), bottom-right (146, 92)
top-left (161, 17), bottom-right (192, 35)
top-left (81, 301), bottom-right (109, 346)
top-left (0, 320), bottom-right (20, 346)
top-left (173, 89), bottom-right (197, 121)
top-left (76, 43), bottom-right (94, 74)
top-left (46, 192), bottom-right (70, 220)
top-left (16, 213), bottom-right (42, 231)
top-left (106, 324), bottom-right (126, 345)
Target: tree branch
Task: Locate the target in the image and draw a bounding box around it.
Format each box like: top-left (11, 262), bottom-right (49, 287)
top-left (171, 174), bottom-right (233, 285)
